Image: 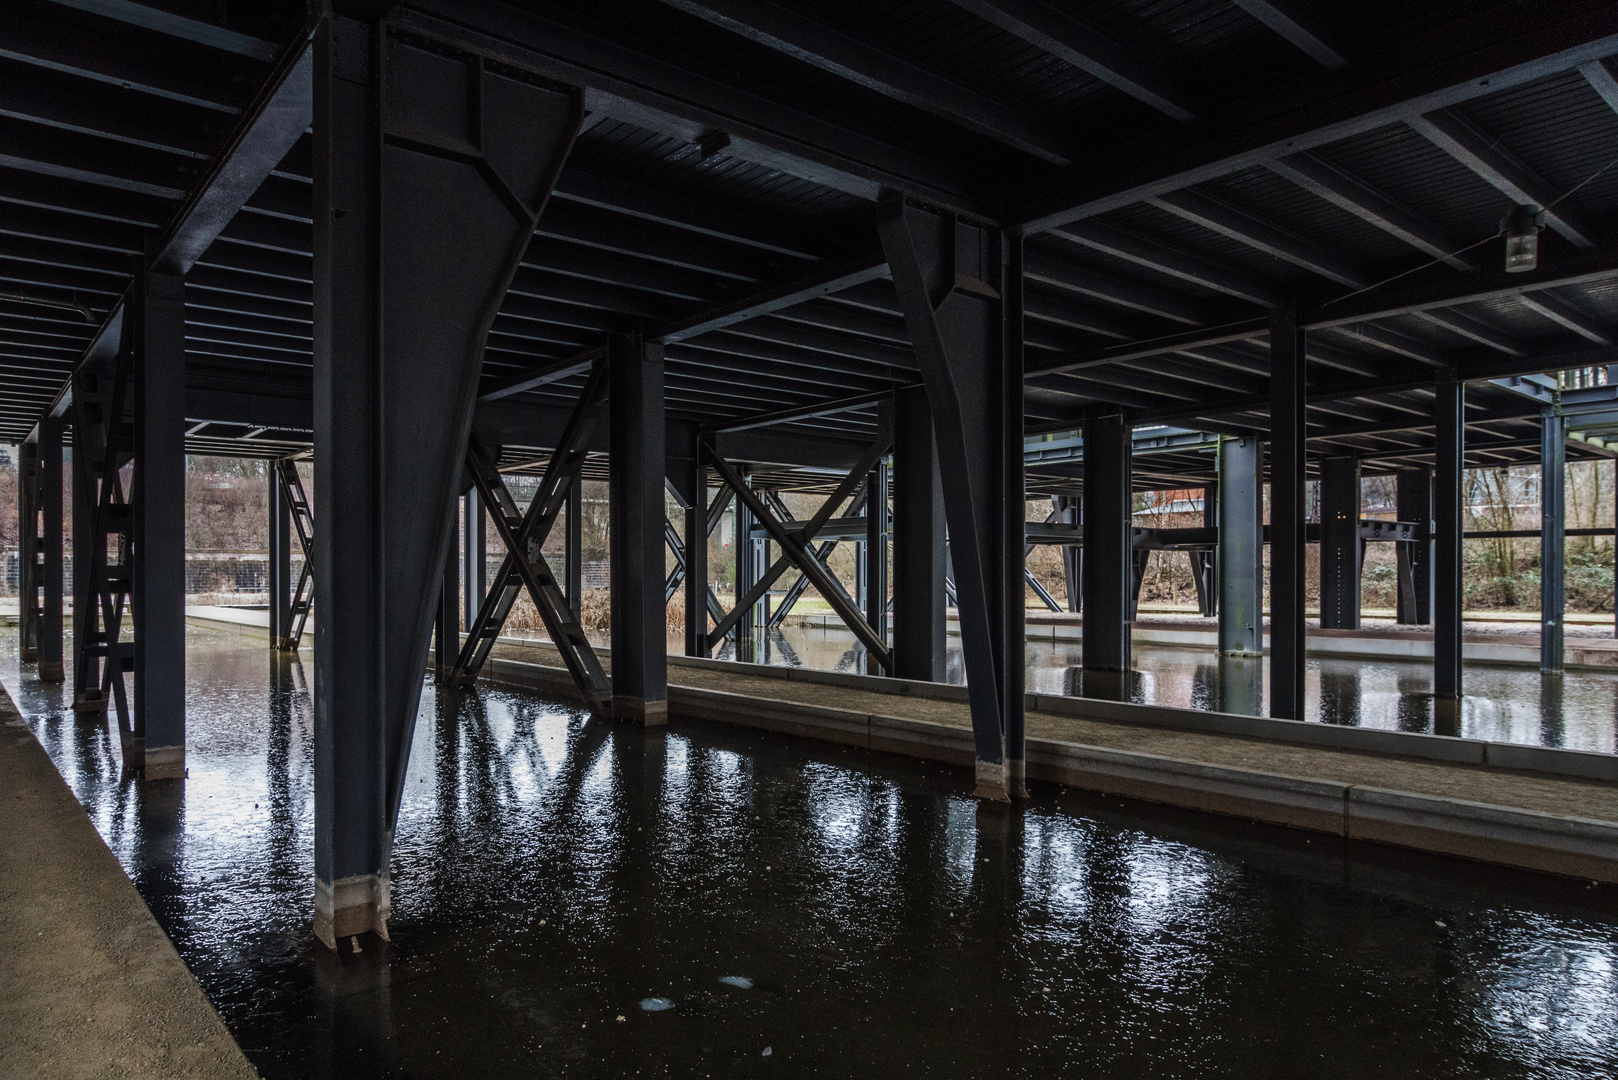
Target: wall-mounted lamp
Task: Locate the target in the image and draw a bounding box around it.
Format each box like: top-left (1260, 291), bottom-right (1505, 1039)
top-left (1501, 205), bottom-right (1546, 273)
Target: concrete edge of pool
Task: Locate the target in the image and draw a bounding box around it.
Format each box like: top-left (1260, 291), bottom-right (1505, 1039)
top-left (0, 685), bottom-right (261, 1080)
top-left (473, 649), bottom-right (1618, 887)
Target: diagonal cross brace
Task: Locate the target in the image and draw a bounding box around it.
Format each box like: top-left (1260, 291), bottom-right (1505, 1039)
top-left (703, 437), bottom-right (892, 667)
top-left (273, 458), bottom-right (314, 651)
top-left (449, 360), bottom-right (612, 712)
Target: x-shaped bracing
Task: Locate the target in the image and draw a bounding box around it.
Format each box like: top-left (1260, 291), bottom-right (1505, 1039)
top-left (702, 435), bottom-right (892, 669)
top-left (273, 458), bottom-right (314, 651)
top-left (450, 358), bottom-right (611, 714)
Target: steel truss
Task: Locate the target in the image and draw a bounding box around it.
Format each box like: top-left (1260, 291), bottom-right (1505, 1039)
top-left (450, 361), bottom-right (611, 714)
top-left (70, 326), bottom-right (135, 738)
top-left (701, 434), bottom-right (893, 668)
top-left (272, 459), bottom-right (314, 651)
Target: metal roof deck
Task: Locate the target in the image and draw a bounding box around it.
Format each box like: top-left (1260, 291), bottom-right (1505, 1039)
top-left (2, 0), bottom-right (1617, 488)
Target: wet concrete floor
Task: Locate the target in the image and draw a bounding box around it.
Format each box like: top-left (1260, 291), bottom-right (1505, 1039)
top-left (710, 625), bottom-right (1618, 752)
top-left (3, 627), bottom-right (1617, 1078)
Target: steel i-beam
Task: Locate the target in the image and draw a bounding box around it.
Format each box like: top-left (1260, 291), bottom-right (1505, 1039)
top-left (1541, 408), bottom-right (1567, 673)
top-left (1082, 410), bottom-right (1133, 685)
top-left (1433, 369), bottom-right (1466, 706)
top-left (1319, 455), bottom-right (1362, 630)
top-left (1395, 468), bottom-right (1433, 625)
top-left (1218, 435), bottom-right (1263, 656)
top-left (609, 332), bottom-right (669, 724)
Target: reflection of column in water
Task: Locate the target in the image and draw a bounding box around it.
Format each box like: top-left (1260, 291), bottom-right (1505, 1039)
top-left (1215, 654), bottom-right (1263, 717)
top-left (1539, 675), bottom-right (1565, 749)
top-left (1318, 669), bottom-right (1362, 726)
top-left (1432, 694), bottom-right (1462, 738)
top-left (1062, 666), bottom-right (1081, 698)
top-left (1394, 671), bottom-right (1431, 733)
top-left (1191, 664), bottom-right (1217, 711)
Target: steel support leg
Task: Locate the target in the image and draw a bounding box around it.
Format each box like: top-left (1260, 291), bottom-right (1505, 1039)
top-left (880, 199), bottom-right (1024, 800)
top-left (1269, 301), bottom-right (1307, 721)
top-left (1319, 455), bottom-right (1361, 630)
top-left (34, 419), bottom-right (64, 681)
top-left (1434, 371), bottom-right (1465, 704)
top-left (864, 455), bottom-right (889, 674)
top-left (464, 491), bottom-right (487, 627)
top-left (269, 469), bottom-right (291, 649)
top-left (609, 332), bottom-right (668, 724)
top-left (69, 406), bottom-right (96, 714)
top-left (565, 482), bottom-right (582, 619)
top-left (133, 262), bottom-right (187, 780)
top-left (1081, 411), bottom-right (1132, 686)
top-left (435, 525), bottom-right (460, 682)
top-left (679, 429), bottom-right (709, 658)
top-left (1218, 435), bottom-right (1263, 656)
top-left (1395, 468), bottom-right (1433, 625)
top-left (311, 14), bottom-right (581, 950)
top-left (17, 438), bottom-right (38, 664)
top-left (891, 382), bottom-right (946, 681)
top-left (1541, 409), bottom-right (1566, 673)
top-left (1055, 495), bottom-right (1081, 614)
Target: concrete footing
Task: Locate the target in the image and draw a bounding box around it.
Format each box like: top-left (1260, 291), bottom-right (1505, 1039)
top-left (313, 874), bottom-right (391, 951)
top-left (613, 696), bottom-right (668, 726)
top-left (144, 744), bottom-right (186, 781)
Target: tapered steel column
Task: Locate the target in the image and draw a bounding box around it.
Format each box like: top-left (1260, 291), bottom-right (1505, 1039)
top-left (269, 471), bottom-right (291, 649)
top-left (1218, 435), bottom-right (1263, 656)
top-left (1433, 370), bottom-right (1465, 701)
top-left (608, 332), bottom-right (668, 724)
top-left (311, 14), bottom-right (581, 949)
top-left (133, 262), bottom-right (187, 779)
top-left (1318, 455), bottom-right (1361, 630)
top-left (1395, 469), bottom-right (1433, 625)
top-left (1269, 302), bottom-right (1307, 720)
top-left (1081, 410), bottom-right (1132, 682)
top-left (879, 200), bottom-right (1023, 800)
top-left (890, 384), bottom-right (946, 682)
top-left (1540, 409), bottom-right (1566, 674)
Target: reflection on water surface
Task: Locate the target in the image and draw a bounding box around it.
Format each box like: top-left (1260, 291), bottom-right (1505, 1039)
top-left (2, 627), bottom-right (1615, 1078)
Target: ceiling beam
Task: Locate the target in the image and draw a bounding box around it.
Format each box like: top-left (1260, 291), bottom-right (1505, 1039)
top-left (656, 0), bottom-right (1073, 165)
top-left (1580, 56), bottom-right (1618, 112)
top-left (1407, 109), bottom-right (1597, 248)
top-left (1227, 0), bottom-right (1346, 69)
top-left (1266, 151), bottom-right (1473, 269)
top-left (652, 252), bottom-right (890, 343)
top-left (42, 0), bottom-right (279, 61)
top-left (1017, 0), bottom-right (1618, 231)
top-left (1023, 251), bottom-right (1204, 325)
top-left (943, 0), bottom-right (1196, 122)
top-left (1048, 219), bottom-right (1279, 307)
top-left (1027, 243), bottom-right (1618, 377)
top-left (1147, 189), bottom-right (1366, 287)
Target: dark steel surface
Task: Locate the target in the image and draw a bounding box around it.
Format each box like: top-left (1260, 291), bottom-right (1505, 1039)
top-left (6, 632), bottom-right (1617, 1077)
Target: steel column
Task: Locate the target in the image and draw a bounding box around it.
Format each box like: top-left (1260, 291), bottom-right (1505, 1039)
top-left (1269, 301), bottom-right (1307, 720)
top-left (879, 199), bottom-right (1023, 800)
top-left (310, 14), bottom-right (581, 950)
top-left (1056, 496), bottom-right (1081, 614)
top-left (565, 482), bottom-right (582, 619)
top-left (1190, 481), bottom-right (1216, 618)
top-left (889, 384), bottom-right (946, 681)
top-left (682, 436), bottom-right (709, 657)
top-left (1433, 370), bottom-right (1465, 701)
top-left (864, 455), bottom-right (889, 673)
top-left (434, 524), bottom-right (460, 682)
top-left (733, 467), bottom-right (756, 653)
top-left (132, 262), bottom-right (187, 780)
top-left (271, 459), bottom-right (313, 652)
top-left (68, 405), bottom-right (96, 714)
top-left (36, 420), bottom-right (62, 681)
top-left (1319, 455), bottom-right (1362, 630)
top-left (17, 438), bottom-right (39, 665)
top-left (464, 491), bottom-right (487, 627)
top-left (1081, 411), bottom-right (1132, 681)
top-left (1218, 435), bottom-right (1263, 656)
top-left (1540, 409), bottom-right (1566, 673)
top-left (269, 470), bottom-right (291, 650)
top-left (609, 332), bottom-right (669, 724)
top-left (1395, 468), bottom-right (1433, 625)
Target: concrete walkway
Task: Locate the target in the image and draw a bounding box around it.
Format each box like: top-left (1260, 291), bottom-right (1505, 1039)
top-left (0, 689), bottom-right (258, 1079)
